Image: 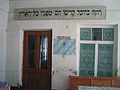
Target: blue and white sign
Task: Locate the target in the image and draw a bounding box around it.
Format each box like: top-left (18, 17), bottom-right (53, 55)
top-left (54, 39), bottom-right (76, 55)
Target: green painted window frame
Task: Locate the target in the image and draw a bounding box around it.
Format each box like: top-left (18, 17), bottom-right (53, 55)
top-left (79, 27), bottom-right (114, 77)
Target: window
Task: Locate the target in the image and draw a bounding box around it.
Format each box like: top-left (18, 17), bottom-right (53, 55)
top-left (79, 27), bottom-right (115, 77)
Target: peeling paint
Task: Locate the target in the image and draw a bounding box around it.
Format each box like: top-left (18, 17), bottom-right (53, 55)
top-left (52, 71), bottom-right (55, 75)
top-left (68, 69), bottom-right (72, 72)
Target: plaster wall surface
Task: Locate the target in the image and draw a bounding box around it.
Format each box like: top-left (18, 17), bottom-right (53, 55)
top-left (0, 0), bottom-right (9, 81)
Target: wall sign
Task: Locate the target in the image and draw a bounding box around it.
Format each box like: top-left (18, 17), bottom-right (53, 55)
top-left (54, 39), bottom-right (76, 55)
top-left (57, 36), bottom-right (71, 39)
top-left (14, 6), bottom-right (106, 20)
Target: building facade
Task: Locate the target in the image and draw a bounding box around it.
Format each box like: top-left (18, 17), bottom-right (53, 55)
top-left (1, 0), bottom-right (120, 90)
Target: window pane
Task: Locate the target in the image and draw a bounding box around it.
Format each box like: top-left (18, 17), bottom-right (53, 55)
top-left (79, 44), bottom-right (95, 77)
top-left (103, 28), bottom-right (114, 41)
top-left (28, 35), bottom-right (36, 68)
top-left (39, 35), bottom-right (48, 69)
top-left (92, 28), bottom-right (102, 41)
top-left (80, 28), bottom-right (91, 40)
top-left (97, 44), bottom-right (113, 77)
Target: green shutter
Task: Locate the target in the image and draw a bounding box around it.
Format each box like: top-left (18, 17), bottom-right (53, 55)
top-left (97, 44), bottom-right (113, 77)
top-left (103, 28), bottom-right (114, 41)
top-left (80, 28), bottom-right (91, 40)
top-left (79, 44), bottom-right (95, 77)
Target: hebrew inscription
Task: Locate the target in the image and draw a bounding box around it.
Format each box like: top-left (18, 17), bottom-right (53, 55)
top-left (14, 6), bottom-right (106, 20)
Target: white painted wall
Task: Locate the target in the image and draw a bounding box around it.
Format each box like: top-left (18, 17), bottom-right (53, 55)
top-left (7, 0), bottom-right (120, 90)
top-left (0, 0), bottom-right (9, 81)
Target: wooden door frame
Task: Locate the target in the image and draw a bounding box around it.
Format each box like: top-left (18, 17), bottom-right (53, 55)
top-left (22, 30), bottom-right (52, 89)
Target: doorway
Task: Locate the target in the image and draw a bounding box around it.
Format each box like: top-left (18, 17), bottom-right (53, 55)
top-left (22, 30), bottom-right (52, 90)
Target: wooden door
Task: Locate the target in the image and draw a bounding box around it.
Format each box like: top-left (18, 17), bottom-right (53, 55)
top-left (23, 30), bottom-right (52, 90)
